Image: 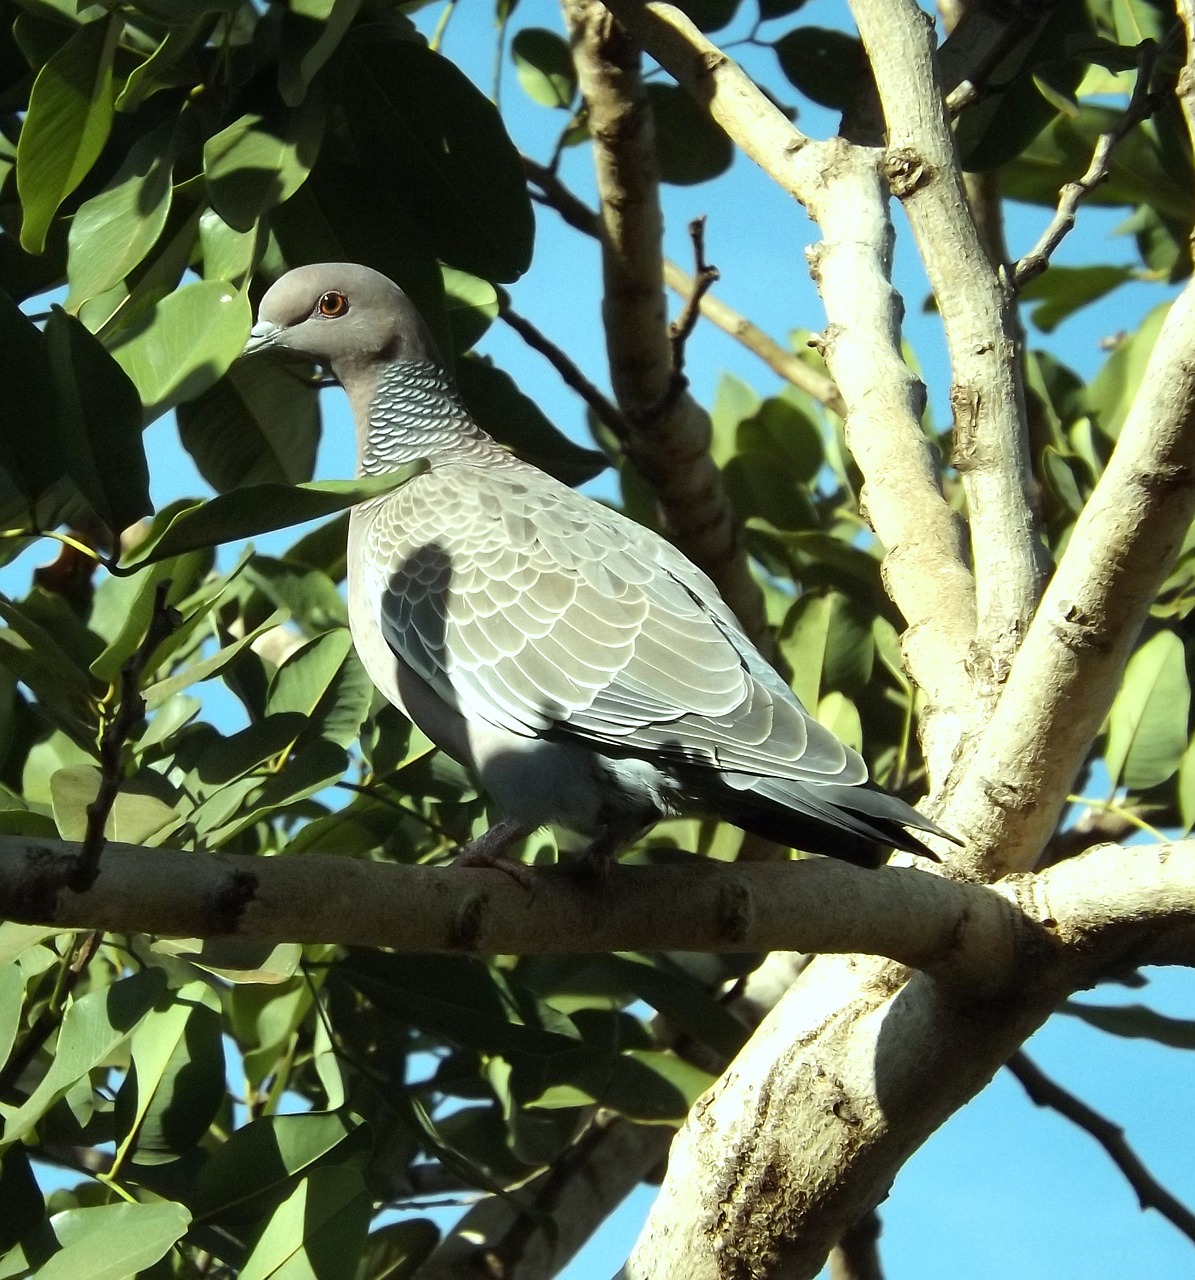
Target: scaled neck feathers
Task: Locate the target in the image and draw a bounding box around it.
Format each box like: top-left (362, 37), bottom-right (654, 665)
top-left (358, 359), bottom-right (501, 474)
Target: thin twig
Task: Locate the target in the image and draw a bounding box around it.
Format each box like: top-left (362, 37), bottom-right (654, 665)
top-left (829, 1209), bottom-right (885, 1280)
top-left (1011, 40), bottom-right (1161, 290)
top-left (669, 215), bottom-right (720, 375)
top-left (498, 303), bottom-right (631, 443)
top-left (1007, 1050), bottom-right (1195, 1246)
top-left (524, 154), bottom-right (846, 411)
top-left (72, 581), bottom-right (178, 892)
top-left (0, 930), bottom-right (102, 1100)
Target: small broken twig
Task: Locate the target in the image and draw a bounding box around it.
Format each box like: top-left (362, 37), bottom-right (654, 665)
top-left (669, 216), bottom-right (720, 377)
top-left (71, 580), bottom-right (178, 892)
top-left (1011, 40), bottom-right (1161, 290)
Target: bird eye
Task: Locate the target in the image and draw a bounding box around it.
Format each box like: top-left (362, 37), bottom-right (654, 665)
top-left (316, 291), bottom-right (349, 318)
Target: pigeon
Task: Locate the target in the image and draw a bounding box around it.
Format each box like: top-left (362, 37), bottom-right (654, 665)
top-left (244, 263), bottom-right (953, 869)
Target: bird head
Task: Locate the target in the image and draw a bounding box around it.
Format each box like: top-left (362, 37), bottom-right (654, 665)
top-left (243, 263), bottom-right (443, 378)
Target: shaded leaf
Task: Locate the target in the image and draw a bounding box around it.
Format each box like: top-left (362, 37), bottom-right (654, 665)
top-left (178, 358), bottom-right (321, 492)
top-left (120, 467), bottom-right (426, 568)
top-left (647, 82), bottom-right (733, 185)
top-left (774, 27), bottom-right (868, 112)
top-left (456, 357), bottom-right (607, 485)
top-left (1105, 629), bottom-right (1190, 790)
top-left (108, 279), bottom-right (252, 423)
top-left (511, 28), bottom-right (576, 109)
top-left (1021, 264), bottom-right (1136, 333)
top-left (338, 36), bottom-right (534, 281)
top-left (205, 96), bottom-right (327, 233)
top-left (17, 16), bottom-right (120, 253)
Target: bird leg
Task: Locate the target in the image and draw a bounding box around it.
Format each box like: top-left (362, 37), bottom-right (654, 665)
top-left (453, 817), bottom-right (535, 888)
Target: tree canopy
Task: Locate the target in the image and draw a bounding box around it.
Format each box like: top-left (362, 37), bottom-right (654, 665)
top-left (2, 0), bottom-right (1195, 1277)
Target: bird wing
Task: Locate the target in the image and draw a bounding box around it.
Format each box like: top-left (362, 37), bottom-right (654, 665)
top-left (361, 459), bottom-right (866, 787)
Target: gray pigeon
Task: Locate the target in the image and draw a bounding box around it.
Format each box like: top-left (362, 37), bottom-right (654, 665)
top-left (244, 263), bottom-right (951, 869)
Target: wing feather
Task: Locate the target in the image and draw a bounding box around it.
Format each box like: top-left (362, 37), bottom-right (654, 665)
top-left (368, 461), bottom-right (868, 786)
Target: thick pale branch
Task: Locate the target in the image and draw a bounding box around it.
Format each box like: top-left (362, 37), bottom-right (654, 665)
top-left (563, 0), bottom-right (769, 648)
top-left (598, 1), bottom-right (976, 760)
top-left (2, 836), bottom-right (1194, 978)
top-left (850, 0), bottom-right (1049, 686)
top-left (626, 844), bottom-right (1195, 1280)
top-left (0, 836), bottom-right (1015, 973)
top-left (942, 276), bottom-right (1195, 878)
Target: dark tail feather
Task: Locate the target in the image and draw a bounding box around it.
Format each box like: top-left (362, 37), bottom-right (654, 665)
top-left (702, 776), bottom-right (958, 868)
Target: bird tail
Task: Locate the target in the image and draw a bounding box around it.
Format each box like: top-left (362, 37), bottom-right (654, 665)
top-left (701, 776), bottom-right (957, 868)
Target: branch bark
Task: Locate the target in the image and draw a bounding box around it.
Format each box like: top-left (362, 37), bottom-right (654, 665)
top-left (850, 0), bottom-right (1049, 691)
top-left (940, 274), bottom-right (1195, 878)
top-left (562, 0), bottom-right (771, 650)
top-left (597, 0), bottom-right (977, 776)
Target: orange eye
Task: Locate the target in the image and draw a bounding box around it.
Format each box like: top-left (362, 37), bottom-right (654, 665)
top-left (317, 291), bottom-right (349, 318)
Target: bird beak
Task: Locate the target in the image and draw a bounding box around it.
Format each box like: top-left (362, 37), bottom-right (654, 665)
top-left (242, 320), bottom-right (282, 357)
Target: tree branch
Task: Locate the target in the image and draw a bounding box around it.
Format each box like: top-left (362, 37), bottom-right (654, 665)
top-left (941, 273), bottom-right (1195, 878)
top-left (1006, 1050), bottom-right (1195, 1247)
top-left (596, 1), bottom-right (977, 776)
top-left (4, 836), bottom-right (1195, 983)
top-left (850, 0), bottom-right (1050, 694)
top-left (524, 154), bottom-right (846, 412)
top-left (498, 303), bottom-right (630, 441)
top-left (623, 841), bottom-right (1195, 1280)
top-left (563, 0), bottom-right (771, 651)
top-left (1012, 40), bottom-right (1161, 289)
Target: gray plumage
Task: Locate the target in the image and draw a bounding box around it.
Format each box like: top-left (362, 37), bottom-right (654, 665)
top-left (244, 263), bottom-right (951, 868)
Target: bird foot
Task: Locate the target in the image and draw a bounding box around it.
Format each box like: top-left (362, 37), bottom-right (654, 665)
top-left (452, 818), bottom-right (535, 890)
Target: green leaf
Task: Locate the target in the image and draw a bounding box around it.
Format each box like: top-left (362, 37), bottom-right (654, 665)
top-left (0, 964), bottom-right (24, 1078)
top-left (267, 627), bottom-right (353, 719)
top-left (108, 279), bottom-right (252, 423)
top-left (339, 36), bottom-right (534, 281)
top-left (340, 953), bottom-right (581, 1057)
top-left (142, 609), bottom-right (288, 712)
top-left (1061, 1000), bottom-right (1195, 1048)
top-left (178, 358), bottom-right (321, 492)
top-left (673, 0), bottom-right (741, 30)
top-left (1020, 264), bottom-right (1136, 333)
top-left (1083, 301), bottom-right (1169, 442)
top-left (442, 267), bottom-right (499, 353)
top-left (204, 96), bottom-right (327, 233)
top-left (774, 27), bottom-right (868, 112)
top-left (279, 0), bottom-right (363, 107)
top-left (3, 967), bottom-right (167, 1147)
top-left (361, 1221), bottom-right (440, 1280)
top-left (113, 980), bottom-right (225, 1164)
top-left (49, 766), bottom-right (180, 844)
top-left (511, 28), bottom-right (577, 109)
top-left (816, 691), bottom-right (862, 752)
top-left (27, 1202), bottom-right (189, 1280)
top-left (646, 83), bottom-right (734, 186)
top-left (759, 0), bottom-right (808, 16)
top-left (17, 16), bottom-right (120, 253)
top-left (456, 357), bottom-right (607, 486)
top-left (120, 467), bottom-right (426, 569)
top-left (194, 1112), bottom-right (365, 1218)
top-left (1105, 629), bottom-right (1190, 791)
top-left (65, 119), bottom-right (176, 311)
top-left (43, 307), bottom-right (151, 536)
top-left (240, 1165), bottom-right (371, 1280)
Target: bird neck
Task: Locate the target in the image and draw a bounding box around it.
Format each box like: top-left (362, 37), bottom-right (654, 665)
top-left (356, 359), bottom-right (497, 474)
